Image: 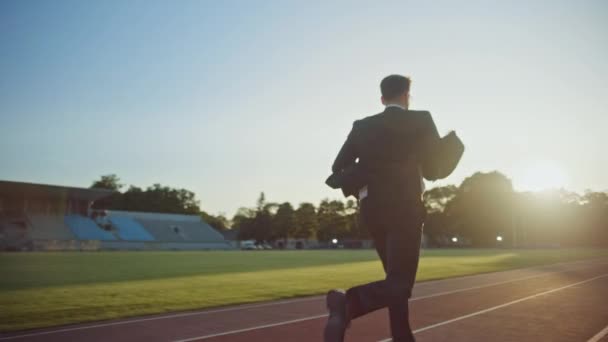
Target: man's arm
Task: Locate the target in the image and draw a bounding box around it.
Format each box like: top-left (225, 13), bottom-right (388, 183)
top-left (332, 121), bottom-right (359, 173)
top-left (419, 111), bottom-right (443, 181)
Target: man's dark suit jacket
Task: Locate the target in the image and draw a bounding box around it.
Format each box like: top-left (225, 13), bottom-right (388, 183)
top-left (327, 106), bottom-right (446, 206)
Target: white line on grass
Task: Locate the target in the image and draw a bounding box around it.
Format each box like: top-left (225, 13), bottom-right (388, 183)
top-left (377, 274), bottom-right (608, 342)
top-left (587, 324), bottom-right (608, 342)
top-left (1, 258), bottom-right (605, 341)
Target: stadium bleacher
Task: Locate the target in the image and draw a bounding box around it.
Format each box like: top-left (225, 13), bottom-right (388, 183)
top-left (136, 219), bottom-right (225, 242)
top-left (65, 214), bottom-right (117, 241)
top-left (174, 221), bottom-right (226, 242)
top-left (0, 181), bottom-right (233, 250)
top-left (106, 210), bottom-right (226, 244)
top-left (108, 216), bottom-right (155, 241)
top-left (135, 219), bottom-right (187, 242)
top-left (28, 214), bottom-right (75, 240)
top-left (0, 215), bottom-right (31, 250)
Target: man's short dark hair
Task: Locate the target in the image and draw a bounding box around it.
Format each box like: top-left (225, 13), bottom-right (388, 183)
top-left (380, 75), bottom-right (411, 101)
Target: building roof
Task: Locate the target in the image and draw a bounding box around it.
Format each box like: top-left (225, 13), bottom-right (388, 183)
top-left (0, 180), bottom-right (116, 202)
top-left (221, 228), bottom-right (238, 241)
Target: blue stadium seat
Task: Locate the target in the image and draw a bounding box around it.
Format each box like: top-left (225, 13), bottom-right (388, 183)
top-left (137, 219), bottom-right (225, 242)
top-left (65, 215), bottom-right (116, 241)
top-left (109, 216), bottom-right (155, 241)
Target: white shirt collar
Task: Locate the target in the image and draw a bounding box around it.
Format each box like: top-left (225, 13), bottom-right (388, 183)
top-left (385, 104), bottom-right (406, 110)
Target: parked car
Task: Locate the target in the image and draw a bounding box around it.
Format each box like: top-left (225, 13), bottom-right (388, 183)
top-left (241, 240), bottom-right (257, 250)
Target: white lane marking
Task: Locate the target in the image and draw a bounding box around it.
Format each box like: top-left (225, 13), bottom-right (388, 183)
top-left (172, 314), bottom-right (329, 342)
top-left (168, 263), bottom-right (608, 342)
top-left (1, 258), bottom-right (605, 341)
top-left (409, 260), bottom-right (605, 302)
top-left (377, 273), bottom-right (608, 342)
top-left (0, 296), bottom-right (322, 341)
top-left (411, 267), bottom-right (579, 301)
top-left (588, 324), bottom-right (608, 342)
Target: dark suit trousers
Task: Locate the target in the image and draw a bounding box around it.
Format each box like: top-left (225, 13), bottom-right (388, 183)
top-left (346, 198), bottom-right (423, 342)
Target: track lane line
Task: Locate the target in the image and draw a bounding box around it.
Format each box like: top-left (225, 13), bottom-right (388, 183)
top-left (377, 273), bottom-right (608, 342)
top-left (167, 263), bottom-right (608, 342)
top-left (587, 324), bottom-right (608, 342)
top-left (172, 314), bottom-right (329, 342)
top-left (1, 258), bottom-right (606, 341)
top-left (409, 267), bottom-right (583, 301)
top-left (0, 296), bottom-right (323, 341)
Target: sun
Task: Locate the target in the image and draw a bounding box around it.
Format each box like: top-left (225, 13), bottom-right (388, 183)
top-left (514, 160), bottom-right (569, 192)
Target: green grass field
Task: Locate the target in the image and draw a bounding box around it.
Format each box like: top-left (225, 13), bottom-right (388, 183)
top-left (1, 248), bottom-right (607, 332)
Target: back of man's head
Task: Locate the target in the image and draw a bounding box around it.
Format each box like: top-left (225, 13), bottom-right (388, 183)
top-left (380, 74), bottom-right (411, 104)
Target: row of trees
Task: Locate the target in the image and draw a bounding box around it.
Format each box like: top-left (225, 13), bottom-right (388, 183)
top-left (90, 174), bottom-right (228, 230)
top-left (233, 172), bottom-right (608, 247)
top-left (90, 173), bottom-right (608, 247)
top-left (232, 193), bottom-right (364, 244)
top-left (422, 172), bottom-right (608, 247)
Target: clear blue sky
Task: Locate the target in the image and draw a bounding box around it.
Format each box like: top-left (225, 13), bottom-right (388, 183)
top-left (1, 0), bottom-right (607, 216)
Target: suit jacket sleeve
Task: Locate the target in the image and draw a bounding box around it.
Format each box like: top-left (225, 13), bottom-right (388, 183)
top-left (332, 120), bottom-right (359, 173)
top-left (419, 111), bottom-right (442, 180)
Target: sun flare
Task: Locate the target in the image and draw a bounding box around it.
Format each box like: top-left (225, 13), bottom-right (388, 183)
top-left (514, 160), bottom-right (568, 192)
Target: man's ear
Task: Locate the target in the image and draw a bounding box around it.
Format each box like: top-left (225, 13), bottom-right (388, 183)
top-left (381, 96), bottom-right (386, 105)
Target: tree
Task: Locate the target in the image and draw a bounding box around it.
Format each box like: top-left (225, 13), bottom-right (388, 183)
top-left (233, 207), bottom-right (256, 225)
top-left (423, 185), bottom-right (458, 214)
top-left (256, 192), bottom-right (266, 211)
top-left (234, 207), bottom-right (256, 241)
top-left (316, 199), bottom-right (349, 242)
top-left (235, 193), bottom-right (276, 244)
top-left (272, 202), bottom-right (296, 242)
top-left (125, 184), bottom-right (200, 214)
top-left (201, 211), bottom-right (229, 231)
top-left (91, 174), bottom-right (123, 191)
top-left (90, 176), bottom-right (202, 214)
top-left (118, 185), bottom-right (144, 211)
top-left (448, 171), bottom-right (515, 247)
top-left (294, 202), bottom-right (318, 240)
top-left (251, 208), bottom-right (274, 244)
top-left (578, 191), bottom-right (608, 247)
top-left (422, 185), bottom-right (458, 246)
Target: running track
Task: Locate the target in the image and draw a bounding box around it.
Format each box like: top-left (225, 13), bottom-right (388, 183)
top-left (2, 258), bottom-right (608, 342)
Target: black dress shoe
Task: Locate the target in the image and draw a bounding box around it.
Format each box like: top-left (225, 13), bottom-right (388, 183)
top-left (324, 289), bottom-right (350, 342)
